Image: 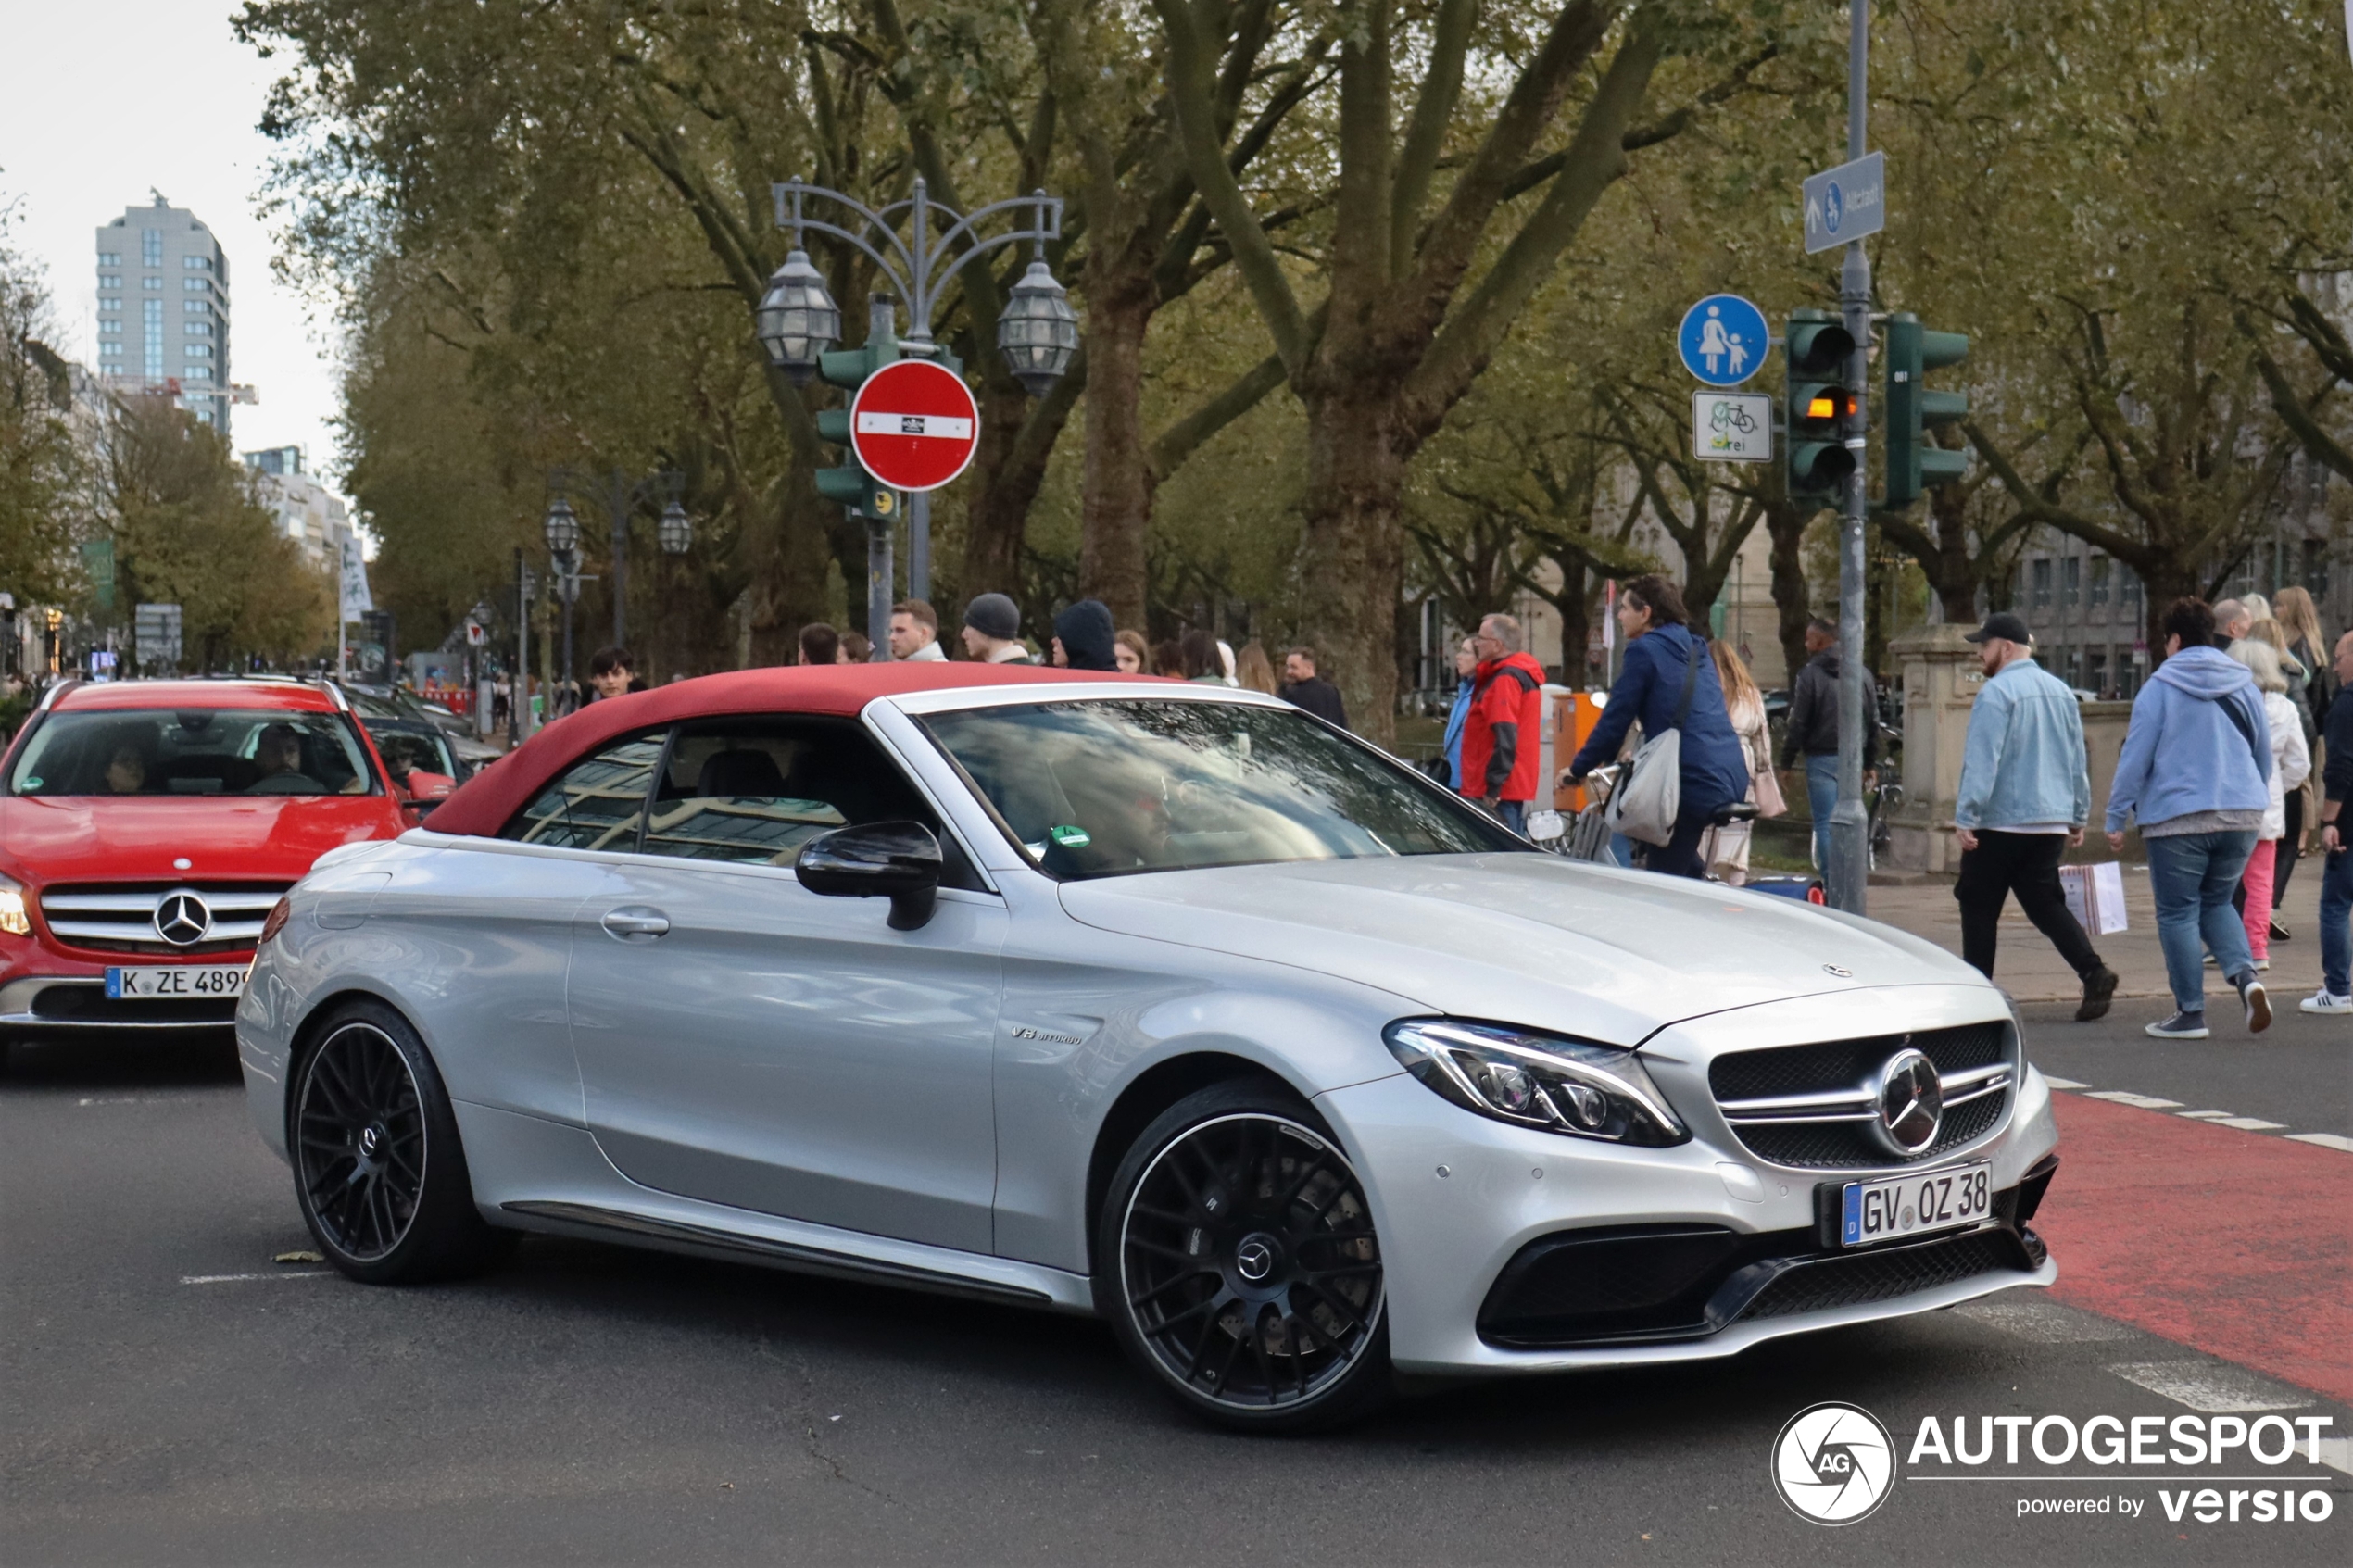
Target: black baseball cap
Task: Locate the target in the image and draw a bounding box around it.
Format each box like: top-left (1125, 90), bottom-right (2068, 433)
top-left (1963, 612), bottom-right (2034, 646)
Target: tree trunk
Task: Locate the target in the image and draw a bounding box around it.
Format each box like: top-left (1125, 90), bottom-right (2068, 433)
top-left (959, 377), bottom-right (1051, 607)
top-left (1766, 499), bottom-right (1814, 692)
top-left (1299, 389), bottom-right (1408, 744)
top-left (1925, 485), bottom-right (1982, 622)
top-left (1557, 559), bottom-right (1592, 685)
top-left (746, 480), bottom-right (836, 666)
top-left (1077, 270), bottom-right (1154, 631)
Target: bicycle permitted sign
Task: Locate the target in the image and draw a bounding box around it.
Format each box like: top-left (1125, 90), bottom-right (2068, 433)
top-left (1692, 390), bottom-right (1774, 464)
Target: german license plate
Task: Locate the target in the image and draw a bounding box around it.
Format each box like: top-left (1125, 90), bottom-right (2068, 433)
top-left (105, 965), bottom-right (248, 1000)
top-left (1841, 1160), bottom-right (1992, 1247)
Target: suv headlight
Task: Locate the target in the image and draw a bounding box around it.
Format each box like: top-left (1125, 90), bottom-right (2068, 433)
top-left (1384, 1019), bottom-right (1688, 1147)
top-left (0, 872), bottom-right (30, 936)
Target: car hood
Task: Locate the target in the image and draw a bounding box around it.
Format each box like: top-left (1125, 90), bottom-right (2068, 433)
top-left (1057, 852), bottom-right (1991, 1047)
top-left (0, 793), bottom-right (400, 884)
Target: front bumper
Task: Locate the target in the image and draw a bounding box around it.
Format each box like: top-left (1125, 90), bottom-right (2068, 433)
top-left (1315, 1059), bottom-right (2060, 1376)
top-left (0, 970), bottom-right (246, 1035)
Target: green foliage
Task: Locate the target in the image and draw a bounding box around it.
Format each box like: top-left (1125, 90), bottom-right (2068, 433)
top-left (0, 220), bottom-right (84, 610)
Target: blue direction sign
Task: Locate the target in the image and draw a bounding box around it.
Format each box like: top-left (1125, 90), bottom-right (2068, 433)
top-left (1804, 151), bottom-right (1886, 254)
top-left (1678, 294), bottom-right (1770, 387)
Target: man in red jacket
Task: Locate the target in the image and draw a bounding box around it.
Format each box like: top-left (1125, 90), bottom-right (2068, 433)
top-left (1458, 613), bottom-right (1547, 834)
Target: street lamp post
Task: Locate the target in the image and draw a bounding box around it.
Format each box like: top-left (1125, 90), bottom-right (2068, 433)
top-left (756, 177), bottom-right (1076, 650)
top-left (549, 468), bottom-right (686, 652)
top-left (543, 494), bottom-right (582, 712)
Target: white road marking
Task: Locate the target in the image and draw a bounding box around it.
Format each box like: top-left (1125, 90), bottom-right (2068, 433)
top-left (2208, 1116), bottom-right (2287, 1131)
top-left (2108, 1361), bottom-right (2313, 1412)
top-left (2285, 1132), bottom-right (2353, 1153)
top-left (2038, 1076), bottom-right (2090, 1090)
top-left (180, 1271), bottom-right (333, 1285)
top-left (2319, 1437), bottom-right (2353, 1478)
top-left (1954, 1299), bottom-right (2132, 1343)
top-left (2084, 1091), bottom-right (2183, 1110)
top-left (2174, 1110), bottom-right (2233, 1120)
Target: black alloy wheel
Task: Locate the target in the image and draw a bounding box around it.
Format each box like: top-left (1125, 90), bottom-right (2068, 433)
top-left (1102, 1085), bottom-right (1390, 1431)
top-left (291, 1000), bottom-right (511, 1284)
top-left (297, 1021), bottom-right (426, 1261)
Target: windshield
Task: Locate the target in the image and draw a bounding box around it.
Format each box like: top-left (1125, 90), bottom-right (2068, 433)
top-left (7, 709), bottom-right (380, 797)
top-left (919, 697), bottom-right (1521, 879)
top-left (363, 721), bottom-right (458, 783)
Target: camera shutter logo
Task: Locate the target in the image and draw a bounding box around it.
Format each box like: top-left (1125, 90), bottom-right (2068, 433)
top-left (1772, 1402), bottom-right (1894, 1524)
top-left (153, 891), bottom-right (213, 947)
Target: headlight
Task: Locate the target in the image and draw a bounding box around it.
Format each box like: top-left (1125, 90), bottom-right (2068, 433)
top-left (1384, 1019), bottom-right (1688, 1147)
top-left (0, 872), bottom-right (30, 937)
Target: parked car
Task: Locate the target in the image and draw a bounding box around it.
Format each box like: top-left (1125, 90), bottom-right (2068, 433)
top-left (237, 664), bottom-right (2060, 1431)
top-left (335, 682), bottom-right (502, 774)
top-left (1, 677), bottom-right (428, 1047)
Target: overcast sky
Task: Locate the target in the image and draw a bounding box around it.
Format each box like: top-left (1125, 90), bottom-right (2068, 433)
top-left (0, 3), bottom-right (349, 512)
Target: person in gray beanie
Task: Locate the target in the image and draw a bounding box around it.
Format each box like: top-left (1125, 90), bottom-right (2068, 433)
top-left (960, 592), bottom-right (1035, 664)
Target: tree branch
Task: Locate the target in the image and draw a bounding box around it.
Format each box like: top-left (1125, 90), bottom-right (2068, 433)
top-left (1388, 0), bottom-right (1479, 276)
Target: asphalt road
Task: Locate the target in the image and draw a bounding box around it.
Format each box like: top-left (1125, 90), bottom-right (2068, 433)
top-left (3, 1034), bottom-right (2347, 1567)
top-left (2020, 1000), bottom-right (2352, 1137)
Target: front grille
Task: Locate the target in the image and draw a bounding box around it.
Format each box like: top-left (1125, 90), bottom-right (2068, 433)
top-left (1733, 1229), bottom-right (2033, 1321)
top-left (27, 985), bottom-right (240, 1025)
top-left (39, 882), bottom-right (287, 957)
top-left (1706, 1020), bottom-right (2015, 1171)
top-left (1732, 1091), bottom-right (2007, 1170)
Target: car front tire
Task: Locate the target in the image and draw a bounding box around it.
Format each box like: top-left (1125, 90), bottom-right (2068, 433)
top-left (1095, 1080), bottom-right (1391, 1433)
top-left (289, 998), bottom-right (513, 1284)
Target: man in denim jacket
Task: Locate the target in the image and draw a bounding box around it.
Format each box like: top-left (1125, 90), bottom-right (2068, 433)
top-left (1953, 614), bottom-right (2119, 1021)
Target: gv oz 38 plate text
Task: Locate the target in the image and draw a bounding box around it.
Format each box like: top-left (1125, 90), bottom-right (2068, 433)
top-left (1841, 1160), bottom-right (1991, 1247)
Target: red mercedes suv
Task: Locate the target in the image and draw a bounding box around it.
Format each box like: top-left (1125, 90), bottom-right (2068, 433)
top-left (0, 677), bottom-right (434, 1047)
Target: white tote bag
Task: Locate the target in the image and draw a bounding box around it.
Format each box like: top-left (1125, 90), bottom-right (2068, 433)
top-left (1607, 644), bottom-right (1700, 846)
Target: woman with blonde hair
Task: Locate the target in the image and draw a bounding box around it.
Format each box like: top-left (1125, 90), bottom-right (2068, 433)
top-left (2270, 585), bottom-right (2330, 926)
top-left (1702, 637), bottom-right (1780, 884)
top-left (1235, 640), bottom-right (1281, 695)
top-left (2227, 639), bottom-right (2310, 970)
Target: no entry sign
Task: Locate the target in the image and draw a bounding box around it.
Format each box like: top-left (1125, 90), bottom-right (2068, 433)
top-left (849, 358), bottom-right (981, 493)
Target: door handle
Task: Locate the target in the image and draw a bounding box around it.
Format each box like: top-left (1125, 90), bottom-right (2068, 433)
top-left (600, 909), bottom-right (671, 940)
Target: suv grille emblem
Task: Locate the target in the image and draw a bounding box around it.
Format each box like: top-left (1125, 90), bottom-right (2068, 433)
top-left (154, 892), bottom-right (214, 947)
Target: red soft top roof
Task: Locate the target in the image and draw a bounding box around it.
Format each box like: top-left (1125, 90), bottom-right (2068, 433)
top-left (425, 662), bottom-right (1170, 838)
top-left (54, 678), bottom-right (339, 713)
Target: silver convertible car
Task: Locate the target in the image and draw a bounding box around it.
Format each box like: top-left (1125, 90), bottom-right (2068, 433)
top-left (237, 664), bottom-right (2060, 1430)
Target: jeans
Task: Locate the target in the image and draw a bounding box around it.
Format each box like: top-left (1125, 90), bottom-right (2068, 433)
top-left (1953, 831), bottom-right (2102, 980)
top-left (1806, 755), bottom-right (1839, 877)
top-left (2144, 831), bottom-right (2258, 1012)
top-left (1638, 801), bottom-right (1723, 880)
top-left (1498, 798), bottom-right (1528, 836)
top-left (2321, 845), bottom-right (2353, 998)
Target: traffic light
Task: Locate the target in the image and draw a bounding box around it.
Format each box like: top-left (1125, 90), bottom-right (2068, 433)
top-left (814, 329), bottom-right (900, 520)
top-left (1784, 307), bottom-right (1856, 510)
top-left (1881, 313), bottom-right (1970, 508)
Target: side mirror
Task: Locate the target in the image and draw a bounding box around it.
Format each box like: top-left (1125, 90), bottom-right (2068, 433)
top-left (408, 770), bottom-right (457, 799)
top-left (796, 821), bottom-right (942, 931)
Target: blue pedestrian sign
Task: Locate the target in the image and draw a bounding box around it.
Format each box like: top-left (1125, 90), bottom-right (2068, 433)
top-left (1678, 294), bottom-right (1769, 387)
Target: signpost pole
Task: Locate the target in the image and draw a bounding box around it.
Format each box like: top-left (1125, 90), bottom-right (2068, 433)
top-left (1830, 0), bottom-right (1872, 916)
top-left (867, 517), bottom-right (895, 666)
top-left (909, 490), bottom-right (931, 608)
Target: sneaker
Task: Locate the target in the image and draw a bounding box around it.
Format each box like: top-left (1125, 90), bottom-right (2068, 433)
top-left (2075, 965), bottom-right (2119, 1022)
top-left (2239, 979), bottom-right (2271, 1034)
top-left (2145, 1011), bottom-right (2209, 1039)
top-left (2202, 953), bottom-right (2218, 967)
top-left (2254, 959), bottom-right (2271, 972)
top-left (2271, 919), bottom-right (2291, 942)
top-left (2299, 990), bottom-right (2353, 1014)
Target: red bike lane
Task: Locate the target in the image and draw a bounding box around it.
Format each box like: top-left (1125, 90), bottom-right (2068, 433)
top-left (2035, 1090), bottom-right (2353, 1402)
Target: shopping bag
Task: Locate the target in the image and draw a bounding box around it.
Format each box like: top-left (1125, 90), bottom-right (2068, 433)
top-left (2059, 861), bottom-right (2129, 935)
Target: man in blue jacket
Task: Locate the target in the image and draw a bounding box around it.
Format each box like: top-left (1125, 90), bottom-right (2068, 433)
top-left (1564, 574), bottom-right (1749, 878)
top-left (1952, 614), bottom-right (2119, 1020)
top-left (2105, 597), bottom-right (2273, 1038)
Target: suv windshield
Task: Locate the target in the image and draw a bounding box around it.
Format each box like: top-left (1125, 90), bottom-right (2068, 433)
top-left (919, 697), bottom-right (1520, 879)
top-left (7, 709), bottom-right (379, 797)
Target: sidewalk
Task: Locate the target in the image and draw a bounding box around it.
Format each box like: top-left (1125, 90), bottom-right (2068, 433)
top-left (1861, 852), bottom-right (2331, 1007)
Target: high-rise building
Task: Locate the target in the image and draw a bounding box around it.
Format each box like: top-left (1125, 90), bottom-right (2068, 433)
top-left (242, 445), bottom-right (354, 571)
top-left (94, 194), bottom-right (230, 433)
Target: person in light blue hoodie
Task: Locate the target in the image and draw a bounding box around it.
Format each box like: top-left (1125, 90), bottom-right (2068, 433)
top-left (2105, 597), bottom-right (2273, 1039)
top-left (1951, 613), bottom-right (2118, 1021)
top-left (1440, 636), bottom-right (1477, 789)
